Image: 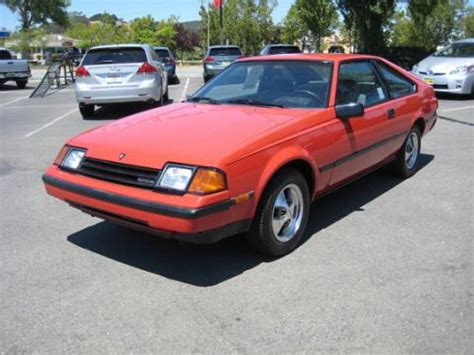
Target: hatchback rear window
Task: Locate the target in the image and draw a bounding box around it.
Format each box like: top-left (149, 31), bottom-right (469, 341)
top-left (83, 48), bottom-right (147, 65)
top-left (209, 47), bottom-right (242, 56)
top-left (0, 50), bottom-right (12, 59)
top-left (154, 49), bottom-right (171, 58)
top-left (268, 46), bottom-right (301, 55)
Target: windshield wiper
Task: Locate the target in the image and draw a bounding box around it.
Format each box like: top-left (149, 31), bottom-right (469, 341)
top-left (187, 96), bottom-right (221, 104)
top-left (224, 98), bottom-right (284, 108)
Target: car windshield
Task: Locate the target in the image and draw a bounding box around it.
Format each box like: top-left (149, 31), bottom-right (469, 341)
top-left (209, 47), bottom-right (242, 56)
top-left (83, 48), bottom-right (147, 65)
top-left (268, 46), bottom-right (301, 55)
top-left (192, 60), bottom-right (332, 109)
top-left (433, 42), bottom-right (474, 57)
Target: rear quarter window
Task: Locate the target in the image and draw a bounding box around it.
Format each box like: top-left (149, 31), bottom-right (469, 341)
top-left (83, 48), bottom-right (148, 65)
top-left (209, 47), bottom-right (242, 56)
top-left (375, 61), bottom-right (416, 98)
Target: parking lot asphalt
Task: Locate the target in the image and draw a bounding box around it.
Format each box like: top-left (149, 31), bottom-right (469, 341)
top-left (1, 66), bottom-right (473, 353)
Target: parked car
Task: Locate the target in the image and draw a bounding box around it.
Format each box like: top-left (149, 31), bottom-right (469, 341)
top-left (43, 53), bottom-right (437, 257)
top-left (153, 46), bottom-right (179, 85)
top-left (203, 45), bottom-right (243, 82)
top-left (0, 48), bottom-right (31, 88)
top-left (74, 44), bottom-right (168, 118)
top-left (412, 38), bottom-right (474, 95)
top-left (259, 44), bottom-right (301, 55)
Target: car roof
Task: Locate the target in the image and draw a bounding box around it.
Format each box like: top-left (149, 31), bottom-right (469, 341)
top-left (241, 53), bottom-right (380, 62)
top-left (209, 45), bottom-right (241, 49)
top-left (452, 38), bottom-right (474, 43)
top-left (88, 44), bottom-right (152, 50)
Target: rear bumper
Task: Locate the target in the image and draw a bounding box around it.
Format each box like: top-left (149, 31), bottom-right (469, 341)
top-left (75, 80), bottom-right (161, 104)
top-left (0, 71), bottom-right (30, 80)
top-left (42, 172), bottom-right (253, 244)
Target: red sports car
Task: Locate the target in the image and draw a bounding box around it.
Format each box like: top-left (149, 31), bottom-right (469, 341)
top-left (43, 54), bottom-right (438, 256)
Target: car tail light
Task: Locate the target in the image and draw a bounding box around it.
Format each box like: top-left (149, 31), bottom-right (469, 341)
top-left (168, 58), bottom-right (176, 65)
top-left (204, 56), bottom-right (215, 63)
top-left (75, 66), bottom-right (90, 77)
top-left (137, 62), bottom-right (157, 74)
top-left (237, 55), bottom-right (245, 59)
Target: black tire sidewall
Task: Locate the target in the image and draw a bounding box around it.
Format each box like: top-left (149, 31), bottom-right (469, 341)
top-left (399, 126), bottom-right (421, 177)
top-left (249, 170), bottom-right (310, 257)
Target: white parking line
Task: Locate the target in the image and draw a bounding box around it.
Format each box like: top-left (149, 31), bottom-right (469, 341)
top-left (0, 95), bottom-right (29, 107)
top-left (24, 108), bottom-right (78, 138)
top-left (180, 77), bottom-right (190, 101)
top-left (441, 105), bottom-right (474, 113)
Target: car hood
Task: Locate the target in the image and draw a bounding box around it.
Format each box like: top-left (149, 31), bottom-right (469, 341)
top-left (69, 102), bottom-right (314, 169)
top-left (417, 55), bottom-right (474, 74)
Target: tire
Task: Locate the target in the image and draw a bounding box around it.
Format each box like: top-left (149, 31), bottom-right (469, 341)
top-left (16, 80), bottom-right (27, 89)
top-left (246, 169), bottom-right (310, 257)
top-left (391, 126), bottom-right (421, 178)
top-left (163, 88), bottom-right (169, 103)
top-left (79, 104), bottom-right (94, 118)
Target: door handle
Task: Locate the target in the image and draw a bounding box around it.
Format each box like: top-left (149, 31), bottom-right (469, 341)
top-left (387, 108), bottom-right (396, 119)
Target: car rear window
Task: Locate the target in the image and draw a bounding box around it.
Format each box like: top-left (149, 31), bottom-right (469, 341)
top-left (154, 49), bottom-right (170, 58)
top-left (268, 46), bottom-right (301, 55)
top-left (82, 48), bottom-right (148, 65)
top-left (0, 50), bottom-right (12, 60)
top-left (209, 47), bottom-right (242, 56)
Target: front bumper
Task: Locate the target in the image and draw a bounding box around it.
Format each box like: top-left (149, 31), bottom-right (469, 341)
top-left (42, 171), bottom-right (252, 244)
top-left (75, 79), bottom-right (161, 104)
top-left (415, 72), bottom-right (474, 95)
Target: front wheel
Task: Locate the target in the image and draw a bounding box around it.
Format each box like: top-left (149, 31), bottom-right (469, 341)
top-left (246, 169), bottom-right (310, 257)
top-left (392, 126), bottom-right (421, 178)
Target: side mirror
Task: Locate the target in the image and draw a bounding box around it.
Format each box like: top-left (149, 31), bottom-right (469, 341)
top-left (335, 103), bottom-right (364, 119)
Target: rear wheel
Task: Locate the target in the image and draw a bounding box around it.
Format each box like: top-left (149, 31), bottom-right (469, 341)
top-left (79, 104), bottom-right (95, 118)
top-left (246, 169), bottom-right (310, 257)
top-left (16, 80), bottom-right (27, 89)
top-left (392, 126), bottom-right (421, 178)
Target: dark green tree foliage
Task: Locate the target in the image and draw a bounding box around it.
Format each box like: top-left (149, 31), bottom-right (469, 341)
top-left (338, 0), bottom-right (395, 55)
top-left (6, 0), bottom-right (69, 30)
top-left (295, 0), bottom-right (338, 52)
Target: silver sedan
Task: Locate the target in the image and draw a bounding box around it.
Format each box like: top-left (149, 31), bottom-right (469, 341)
top-left (412, 38), bottom-right (474, 95)
top-left (74, 44), bottom-right (168, 118)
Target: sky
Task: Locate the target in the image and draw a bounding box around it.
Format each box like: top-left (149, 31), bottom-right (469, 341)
top-left (0, 0), bottom-right (295, 31)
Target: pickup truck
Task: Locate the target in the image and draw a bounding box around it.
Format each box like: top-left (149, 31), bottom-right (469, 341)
top-left (0, 48), bottom-right (31, 88)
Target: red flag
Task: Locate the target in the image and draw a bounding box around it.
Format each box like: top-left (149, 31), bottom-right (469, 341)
top-left (213, 0), bottom-right (222, 7)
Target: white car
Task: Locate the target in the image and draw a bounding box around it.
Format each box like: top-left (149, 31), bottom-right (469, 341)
top-left (75, 44), bottom-right (168, 118)
top-left (412, 38), bottom-right (474, 95)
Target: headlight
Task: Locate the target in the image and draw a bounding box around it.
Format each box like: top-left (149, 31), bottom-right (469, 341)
top-left (412, 64), bottom-right (418, 73)
top-left (157, 164), bottom-right (227, 194)
top-left (157, 164), bottom-right (196, 192)
top-left (449, 65), bottom-right (474, 75)
top-left (59, 146), bottom-right (86, 170)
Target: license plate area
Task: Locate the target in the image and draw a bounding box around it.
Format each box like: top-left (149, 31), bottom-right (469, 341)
top-left (423, 77), bottom-right (434, 85)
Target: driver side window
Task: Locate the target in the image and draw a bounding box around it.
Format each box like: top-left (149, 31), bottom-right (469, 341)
top-left (337, 61), bottom-right (387, 107)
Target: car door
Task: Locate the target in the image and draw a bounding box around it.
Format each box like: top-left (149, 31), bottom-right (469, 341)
top-left (329, 60), bottom-right (404, 184)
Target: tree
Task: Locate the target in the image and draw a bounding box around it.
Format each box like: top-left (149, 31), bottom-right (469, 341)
top-left (130, 16), bottom-right (158, 45)
top-left (337, 0), bottom-right (395, 55)
top-left (460, 6), bottom-right (474, 37)
top-left (6, 0), bottom-right (69, 30)
top-left (281, 4), bottom-right (308, 48)
top-left (175, 22), bottom-right (199, 60)
top-left (294, 0), bottom-right (338, 52)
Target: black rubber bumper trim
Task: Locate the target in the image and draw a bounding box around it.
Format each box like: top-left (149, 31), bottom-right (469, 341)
top-left (43, 174), bottom-right (234, 219)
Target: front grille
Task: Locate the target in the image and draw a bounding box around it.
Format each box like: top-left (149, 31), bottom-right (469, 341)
top-left (418, 71), bottom-right (445, 76)
top-left (78, 157), bottom-right (160, 189)
top-left (433, 84), bottom-right (448, 89)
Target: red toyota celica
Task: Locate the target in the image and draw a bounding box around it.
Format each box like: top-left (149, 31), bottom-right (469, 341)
top-left (43, 54), bottom-right (438, 257)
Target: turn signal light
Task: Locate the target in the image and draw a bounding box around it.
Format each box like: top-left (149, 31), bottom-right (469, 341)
top-left (188, 168), bottom-right (226, 194)
top-left (137, 62), bottom-right (157, 74)
top-left (53, 145), bottom-right (69, 165)
top-left (75, 66), bottom-right (90, 77)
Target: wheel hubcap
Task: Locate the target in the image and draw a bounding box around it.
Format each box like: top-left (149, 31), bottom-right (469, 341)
top-left (271, 183), bottom-right (304, 243)
top-left (405, 132), bottom-right (419, 170)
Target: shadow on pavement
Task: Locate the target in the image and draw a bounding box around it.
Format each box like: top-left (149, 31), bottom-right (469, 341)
top-left (0, 83), bottom-right (33, 91)
top-left (68, 154), bottom-right (434, 287)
